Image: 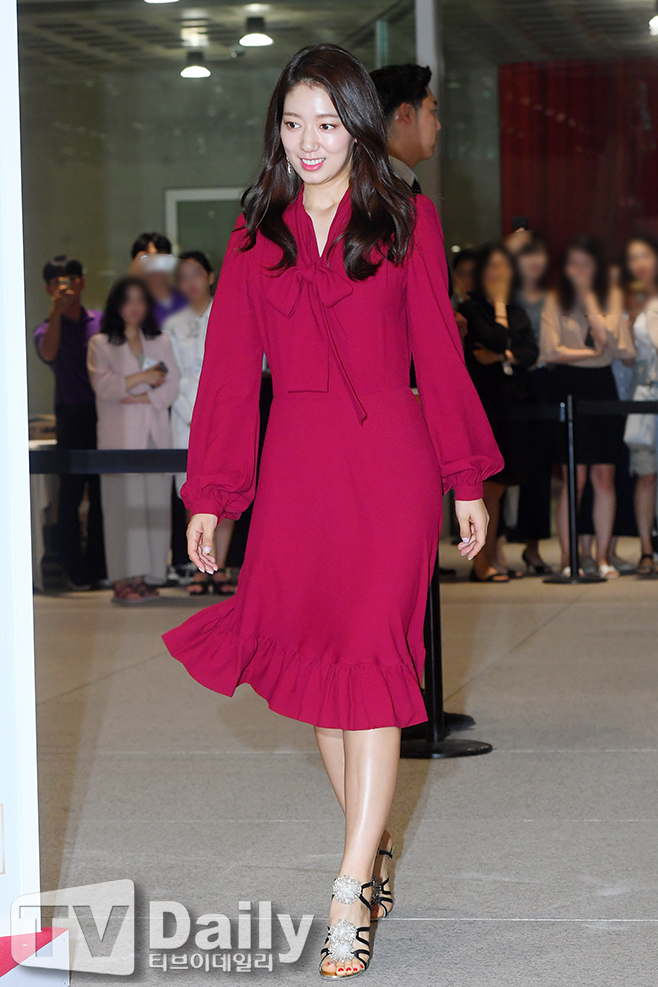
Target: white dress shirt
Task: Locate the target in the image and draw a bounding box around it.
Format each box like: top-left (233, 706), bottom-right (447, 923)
top-left (163, 301), bottom-right (212, 493)
top-left (389, 155), bottom-right (419, 188)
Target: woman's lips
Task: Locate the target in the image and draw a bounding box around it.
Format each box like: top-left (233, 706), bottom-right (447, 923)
top-left (299, 157), bottom-right (325, 171)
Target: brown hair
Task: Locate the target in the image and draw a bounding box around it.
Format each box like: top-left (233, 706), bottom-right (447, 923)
top-left (240, 44), bottom-right (416, 281)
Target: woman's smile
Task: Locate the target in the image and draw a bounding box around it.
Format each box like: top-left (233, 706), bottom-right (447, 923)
top-left (300, 156), bottom-right (326, 171)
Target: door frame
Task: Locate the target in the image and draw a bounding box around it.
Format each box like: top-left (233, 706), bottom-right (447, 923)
top-left (164, 187), bottom-right (244, 254)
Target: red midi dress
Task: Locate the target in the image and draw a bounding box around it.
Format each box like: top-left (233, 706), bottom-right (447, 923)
top-left (162, 190), bottom-right (503, 730)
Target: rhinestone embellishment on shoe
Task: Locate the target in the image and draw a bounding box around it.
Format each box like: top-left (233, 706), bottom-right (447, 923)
top-left (327, 919), bottom-right (358, 963)
top-left (332, 874), bottom-right (361, 904)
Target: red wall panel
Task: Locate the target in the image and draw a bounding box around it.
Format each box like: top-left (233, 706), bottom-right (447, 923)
top-left (499, 58), bottom-right (658, 259)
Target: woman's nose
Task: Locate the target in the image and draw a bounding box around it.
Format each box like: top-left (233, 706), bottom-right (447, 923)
top-left (300, 131), bottom-right (319, 152)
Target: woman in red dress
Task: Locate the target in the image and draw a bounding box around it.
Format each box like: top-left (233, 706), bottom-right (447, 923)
top-left (163, 44), bottom-right (502, 979)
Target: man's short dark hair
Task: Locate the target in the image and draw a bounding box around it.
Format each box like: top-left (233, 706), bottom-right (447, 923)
top-left (178, 250), bottom-right (213, 274)
top-left (452, 248), bottom-right (477, 271)
top-left (369, 64), bottom-right (432, 124)
top-left (130, 232), bottom-right (172, 259)
top-left (42, 255), bottom-right (83, 283)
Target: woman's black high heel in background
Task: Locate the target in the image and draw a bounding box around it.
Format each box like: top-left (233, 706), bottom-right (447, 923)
top-left (522, 549), bottom-right (553, 576)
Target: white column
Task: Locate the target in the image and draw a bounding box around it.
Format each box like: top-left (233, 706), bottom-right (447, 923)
top-left (414, 0), bottom-right (444, 203)
top-left (0, 0), bottom-right (42, 942)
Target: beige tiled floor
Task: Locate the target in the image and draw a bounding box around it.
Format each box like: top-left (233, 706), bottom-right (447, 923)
top-left (34, 537), bottom-right (658, 985)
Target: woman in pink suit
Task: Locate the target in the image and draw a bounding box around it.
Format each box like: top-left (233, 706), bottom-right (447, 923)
top-left (88, 277), bottom-right (179, 603)
top-left (163, 46), bottom-right (502, 978)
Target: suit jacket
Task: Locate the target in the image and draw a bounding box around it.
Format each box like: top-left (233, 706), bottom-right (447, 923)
top-left (87, 330), bottom-right (179, 450)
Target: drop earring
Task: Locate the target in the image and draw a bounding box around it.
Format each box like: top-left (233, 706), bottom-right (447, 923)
top-left (286, 158), bottom-right (292, 175)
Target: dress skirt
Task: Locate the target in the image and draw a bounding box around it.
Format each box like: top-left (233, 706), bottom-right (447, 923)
top-left (163, 386), bottom-right (442, 731)
top-left (101, 437), bottom-right (171, 583)
top-left (549, 364), bottom-right (623, 465)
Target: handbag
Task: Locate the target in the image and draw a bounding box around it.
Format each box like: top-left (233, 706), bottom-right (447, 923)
top-left (624, 383), bottom-right (657, 450)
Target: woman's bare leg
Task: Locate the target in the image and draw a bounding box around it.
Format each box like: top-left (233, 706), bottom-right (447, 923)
top-left (316, 728), bottom-right (393, 923)
top-left (634, 473), bottom-right (657, 558)
top-left (557, 464), bottom-right (587, 568)
top-left (315, 726), bottom-right (400, 976)
top-left (590, 463), bottom-right (616, 566)
top-left (315, 727), bottom-right (346, 809)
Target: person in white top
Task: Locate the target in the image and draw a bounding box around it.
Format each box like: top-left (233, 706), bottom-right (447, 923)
top-left (623, 235), bottom-right (658, 575)
top-left (163, 251), bottom-right (235, 596)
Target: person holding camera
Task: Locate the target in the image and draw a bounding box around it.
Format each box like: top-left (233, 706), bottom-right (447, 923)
top-left (87, 277), bottom-right (179, 603)
top-left (34, 255), bottom-right (107, 587)
top-left (129, 232), bottom-right (187, 326)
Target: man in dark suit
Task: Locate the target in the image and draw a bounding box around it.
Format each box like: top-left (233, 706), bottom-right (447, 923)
top-left (371, 64), bottom-right (457, 579)
top-left (370, 64), bottom-right (441, 194)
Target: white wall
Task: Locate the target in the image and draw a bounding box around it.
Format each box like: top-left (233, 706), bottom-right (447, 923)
top-left (0, 0), bottom-right (42, 932)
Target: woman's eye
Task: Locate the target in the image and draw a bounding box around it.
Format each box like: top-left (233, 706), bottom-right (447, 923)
top-left (320, 123), bottom-right (336, 131)
top-left (284, 121), bottom-right (298, 129)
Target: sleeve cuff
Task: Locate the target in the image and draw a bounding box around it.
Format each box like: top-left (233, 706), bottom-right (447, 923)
top-left (181, 498), bottom-right (223, 519)
top-left (452, 482), bottom-right (483, 501)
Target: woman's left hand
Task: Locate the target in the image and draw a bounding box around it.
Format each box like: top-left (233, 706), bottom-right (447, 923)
top-left (455, 498), bottom-right (489, 560)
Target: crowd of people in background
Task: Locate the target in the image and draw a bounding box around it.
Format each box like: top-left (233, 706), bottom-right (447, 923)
top-left (33, 59), bottom-right (658, 601)
top-left (450, 228), bottom-right (653, 583)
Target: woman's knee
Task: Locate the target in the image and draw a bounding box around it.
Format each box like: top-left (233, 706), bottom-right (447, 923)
top-left (636, 472), bottom-right (657, 490)
top-left (590, 464), bottom-right (615, 492)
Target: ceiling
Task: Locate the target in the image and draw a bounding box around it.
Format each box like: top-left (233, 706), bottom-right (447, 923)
top-left (443, 0), bottom-right (658, 64)
top-left (16, 0), bottom-right (413, 71)
top-left (15, 0), bottom-right (658, 72)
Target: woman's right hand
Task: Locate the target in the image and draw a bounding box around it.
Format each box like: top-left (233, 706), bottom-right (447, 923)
top-left (187, 513), bottom-right (219, 573)
top-left (142, 367), bottom-right (166, 388)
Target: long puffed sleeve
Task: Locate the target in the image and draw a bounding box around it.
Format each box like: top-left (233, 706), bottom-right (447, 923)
top-left (405, 196), bottom-right (504, 500)
top-left (181, 223), bottom-right (264, 519)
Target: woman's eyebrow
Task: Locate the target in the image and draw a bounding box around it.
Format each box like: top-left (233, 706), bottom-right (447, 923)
top-left (282, 111), bottom-right (340, 119)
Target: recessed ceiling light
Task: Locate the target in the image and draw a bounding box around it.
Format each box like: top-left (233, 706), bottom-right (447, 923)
top-left (239, 15), bottom-right (273, 47)
top-left (650, 1), bottom-right (658, 35)
top-left (144, 0), bottom-right (180, 5)
top-left (181, 50), bottom-right (211, 79)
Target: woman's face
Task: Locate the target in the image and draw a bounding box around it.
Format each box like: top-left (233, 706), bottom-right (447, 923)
top-left (119, 285), bottom-right (148, 327)
top-left (482, 250), bottom-right (514, 296)
top-left (626, 241), bottom-right (658, 290)
top-left (565, 248), bottom-right (596, 289)
top-left (177, 259), bottom-right (214, 305)
top-left (517, 248), bottom-right (548, 289)
top-left (280, 83), bottom-right (355, 186)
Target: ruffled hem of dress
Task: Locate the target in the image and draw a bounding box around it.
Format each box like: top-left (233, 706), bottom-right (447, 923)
top-left (162, 599), bottom-right (428, 731)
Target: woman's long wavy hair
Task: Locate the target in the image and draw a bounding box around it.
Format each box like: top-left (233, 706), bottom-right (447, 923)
top-left (101, 277), bottom-right (160, 345)
top-left (240, 44), bottom-right (416, 281)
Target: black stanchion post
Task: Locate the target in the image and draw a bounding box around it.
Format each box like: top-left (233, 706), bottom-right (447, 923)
top-left (566, 394), bottom-right (580, 580)
top-left (400, 558), bottom-right (493, 759)
top-left (544, 394), bottom-right (604, 585)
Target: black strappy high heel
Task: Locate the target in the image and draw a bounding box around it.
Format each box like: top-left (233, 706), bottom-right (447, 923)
top-left (319, 875), bottom-right (373, 979)
top-left (371, 845), bottom-right (394, 920)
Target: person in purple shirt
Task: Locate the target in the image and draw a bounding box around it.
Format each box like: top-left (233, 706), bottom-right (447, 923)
top-left (34, 256), bottom-right (107, 587)
top-left (129, 232), bottom-right (187, 326)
